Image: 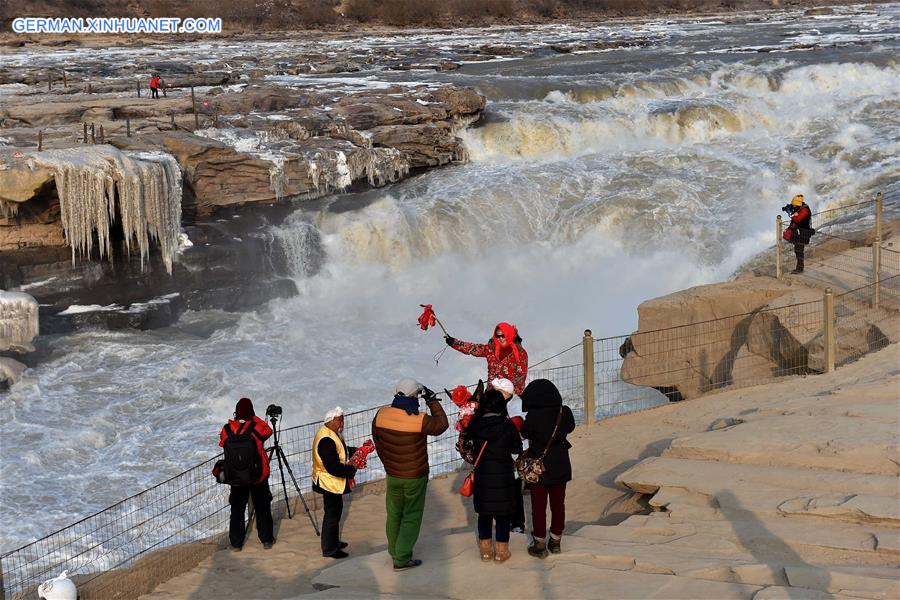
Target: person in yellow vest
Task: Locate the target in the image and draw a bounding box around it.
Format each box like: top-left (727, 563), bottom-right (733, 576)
top-left (312, 406), bottom-right (358, 559)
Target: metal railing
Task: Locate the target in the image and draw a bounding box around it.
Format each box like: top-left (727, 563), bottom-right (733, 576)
top-left (3, 194), bottom-right (898, 600)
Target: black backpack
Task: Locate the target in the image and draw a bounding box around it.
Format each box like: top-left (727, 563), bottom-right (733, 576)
top-left (222, 421), bottom-right (263, 486)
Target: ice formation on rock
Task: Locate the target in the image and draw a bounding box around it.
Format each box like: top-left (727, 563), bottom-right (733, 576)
top-left (0, 290), bottom-right (39, 350)
top-left (31, 146), bottom-right (182, 273)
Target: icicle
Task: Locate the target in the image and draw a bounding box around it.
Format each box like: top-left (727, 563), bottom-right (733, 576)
top-left (0, 290), bottom-right (39, 348)
top-left (31, 146), bottom-right (182, 274)
top-left (0, 200), bottom-right (20, 218)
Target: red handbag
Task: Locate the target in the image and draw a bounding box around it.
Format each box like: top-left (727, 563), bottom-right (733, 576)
top-left (459, 441), bottom-right (488, 497)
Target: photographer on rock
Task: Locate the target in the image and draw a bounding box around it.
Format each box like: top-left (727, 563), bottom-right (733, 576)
top-left (372, 379), bottom-right (449, 571)
top-left (312, 406), bottom-right (357, 559)
top-left (782, 194), bottom-right (814, 274)
top-left (218, 397), bottom-right (275, 551)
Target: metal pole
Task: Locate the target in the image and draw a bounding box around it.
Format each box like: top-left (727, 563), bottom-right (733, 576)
top-left (90, 123), bottom-right (95, 144)
top-left (48, 73), bottom-right (52, 92)
top-left (126, 115), bottom-right (131, 137)
top-left (83, 122), bottom-right (88, 143)
top-left (582, 329), bottom-right (595, 425)
top-left (875, 191), bottom-right (883, 242)
top-left (191, 86), bottom-right (199, 129)
top-left (137, 80), bottom-right (141, 98)
top-left (823, 288), bottom-right (835, 373)
top-left (99, 124), bottom-right (105, 143)
top-left (873, 236), bottom-right (881, 309)
top-left (776, 215), bottom-right (783, 280)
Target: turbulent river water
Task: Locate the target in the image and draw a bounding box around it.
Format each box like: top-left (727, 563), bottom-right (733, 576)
top-left (1, 4), bottom-right (899, 551)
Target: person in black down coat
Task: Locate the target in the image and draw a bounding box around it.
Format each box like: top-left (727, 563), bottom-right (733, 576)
top-left (520, 379), bottom-right (575, 558)
top-left (465, 389), bottom-right (523, 563)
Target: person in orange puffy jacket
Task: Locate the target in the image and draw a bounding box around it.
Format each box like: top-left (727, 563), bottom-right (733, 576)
top-left (219, 397), bottom-right (275, 550)
top-left (445, 322), bottom-right (529, 395)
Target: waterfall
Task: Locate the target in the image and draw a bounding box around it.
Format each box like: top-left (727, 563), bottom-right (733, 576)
top-left (31, 146), bottom-right (182, 273)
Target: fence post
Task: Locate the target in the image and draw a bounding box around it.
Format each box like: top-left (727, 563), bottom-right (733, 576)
top-left (775, 215), bottom-right (783, 279)
top-left (582, 329), bottom-right (595, 425)
top-left (191, 86), bottom-right (199, 130)
top-left (875, 191), bottom-right (882, 241)
top-left (37, 130), bottom-right (43, 151)
top-left (872, 236), bottom-right (881, 309)
top-left (126, 115), bottom-right (131, 137)
top-left (136, 80), bottom-right (141, 97)
top-left (83, 122), bottom-right (88, 144)
top-left (823, 288), bottom-right (835, 373)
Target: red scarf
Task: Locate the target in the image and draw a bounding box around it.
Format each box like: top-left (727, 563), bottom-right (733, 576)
top-left (493, 322), bottom-right (520, 362)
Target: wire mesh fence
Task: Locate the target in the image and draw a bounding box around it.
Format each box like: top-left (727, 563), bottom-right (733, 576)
top-left (3, 196), bottom-right (897, 600)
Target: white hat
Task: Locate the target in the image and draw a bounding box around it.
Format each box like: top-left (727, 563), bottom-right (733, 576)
top-left (38, 571), bottom-right (77, 600)
top-left (396, 378), bottom-right (423, 397)
top-left (325, 406), bottom-right (344, 423)
top-left (491, 378), bottom-right (515, 397)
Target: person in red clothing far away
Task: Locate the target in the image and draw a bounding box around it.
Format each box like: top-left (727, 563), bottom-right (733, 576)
top-left (219, 397), bottom-right (276, 551)
top-left (783, 194), bottom-right (813, 274)
top-left (149, 73), bottom-right (160, 99)
top-left (445, 322), bottom-right (529, 395)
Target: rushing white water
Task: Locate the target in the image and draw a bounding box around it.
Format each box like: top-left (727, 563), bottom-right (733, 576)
top-left (2, 6), bottom-right (899, 551)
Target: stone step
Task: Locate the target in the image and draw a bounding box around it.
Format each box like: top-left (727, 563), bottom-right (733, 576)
top-left (613, 511), bottom-right (900, 558)
top-left (617, 458), bottom-right (900, 525)
top-left (663, 415), bottom-right (900, 476)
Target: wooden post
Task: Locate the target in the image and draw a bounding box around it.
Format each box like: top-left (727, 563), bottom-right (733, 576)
top-left (171, 113), bottom-right (176, 130)
top-left (87, 82), bottom-right (92, 94)
top-left (48, 73), bottom-right (52, 92)
top-left (582, 329), bottom-right (596, 425)
top-left (872, 236), bottom-right (881, 309)
top-left (191, 86), bottom-right (199, 129)
top-left (126, 116), bottom-right (131, 137)
top-left (37, 130), bottom-right (43, 151)
top-left (83, 122), bottom-right (88, 143)
top-left (775, 215), bottom-right (783, 280)
top-left (823, 288), bottom-right (835, 373)
top-left (63, 71), bottom-right (67, 88)
top-left (875, 191), bottom-right (883, 242)
top-left (137, 80), bottom-right (141, 97)
top-left (99, 124), bottom-right (105, 143)
top-left (90, 123), bottom-right (95, 144)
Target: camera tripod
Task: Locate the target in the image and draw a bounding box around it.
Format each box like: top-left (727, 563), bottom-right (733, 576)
top-left (267, 413), bottom-right (320, 536)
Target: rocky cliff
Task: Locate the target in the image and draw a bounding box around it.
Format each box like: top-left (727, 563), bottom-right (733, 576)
top-left (0, 83), bottom-right (485, 332)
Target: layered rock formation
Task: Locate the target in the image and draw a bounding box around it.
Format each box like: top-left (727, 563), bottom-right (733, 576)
top-left (621, 225), bottom-right (899, 401)
top-left (0, 83), bottom-right (485, 333)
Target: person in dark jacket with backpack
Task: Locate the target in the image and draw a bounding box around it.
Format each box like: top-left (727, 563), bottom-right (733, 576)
top-left (465, 389), bottom-right (523, 563)
top-left (312, 406), bottom-right (357, 559)
top-left (218, 397), bottom-right (275, 551)
top-left (519, 379), bottom-right (575, 558)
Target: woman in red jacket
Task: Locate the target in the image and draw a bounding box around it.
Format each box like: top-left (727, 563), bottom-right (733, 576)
top-left (219, 397), bottom-right (275, 550)
top-left (445, 322), bottom-right (528, 395)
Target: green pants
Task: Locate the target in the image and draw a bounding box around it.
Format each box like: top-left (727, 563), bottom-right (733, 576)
top-left (385, 475), bottom-right (428, 566)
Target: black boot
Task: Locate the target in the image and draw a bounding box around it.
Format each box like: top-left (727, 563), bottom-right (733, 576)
top-left (548, 536), bottom-right (561, 554)
top-left (527, 537), bottom-right (548, 559)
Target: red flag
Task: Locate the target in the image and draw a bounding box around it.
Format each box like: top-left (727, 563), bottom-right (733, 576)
top-left (418, 304), bottom-right (437, 331)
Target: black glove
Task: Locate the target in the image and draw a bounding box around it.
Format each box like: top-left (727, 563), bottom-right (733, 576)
top-left (422, 386), bottom-right (438, 402)
top-left (445, 335), bottom-right (456, 346)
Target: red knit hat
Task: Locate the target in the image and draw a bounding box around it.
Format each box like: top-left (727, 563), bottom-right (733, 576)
top-left (493, 322), bottom-right (520, 361)
top-left (235, 397), bottom-right (255, 420)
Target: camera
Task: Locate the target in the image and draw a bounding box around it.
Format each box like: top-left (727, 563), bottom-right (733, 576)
top-left (782, 204), bottom-right (796, 214)
top-left (266, 404), bottom-right (283, 418)
top-left (421, 386), bottom-right (438, 402)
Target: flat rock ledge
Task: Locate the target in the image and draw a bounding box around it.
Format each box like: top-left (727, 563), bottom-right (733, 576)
top-left (305, 348), bottom-right (900, 599)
